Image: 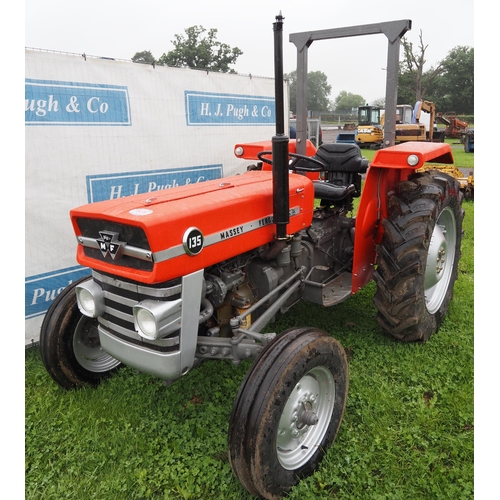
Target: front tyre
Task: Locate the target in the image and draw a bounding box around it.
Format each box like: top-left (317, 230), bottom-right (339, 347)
top-left (228, 327), bottom-right (348, 499)
top-left (373, 170), bottom-right (464, 342)
top-left (39, 277), bottom-right (121, 389)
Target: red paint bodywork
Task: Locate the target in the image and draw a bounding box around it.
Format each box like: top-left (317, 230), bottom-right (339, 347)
top-left (234, 139), bottom-right (320, 179)
top-left (234, 138), bottom-right (318, 161)
top-left (71, 170), bottom-right (315, 284)
top-left (352, 141), bottom-right (454, 291)
top-left (71, 139), bottom-right (454, 293)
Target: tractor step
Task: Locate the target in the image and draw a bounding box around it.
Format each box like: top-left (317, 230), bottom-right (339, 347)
top-left (303, 267), bottom-right (352, 306)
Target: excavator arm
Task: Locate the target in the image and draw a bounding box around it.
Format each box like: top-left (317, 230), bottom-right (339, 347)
top-left (414, 100), bottom-right (436, 141)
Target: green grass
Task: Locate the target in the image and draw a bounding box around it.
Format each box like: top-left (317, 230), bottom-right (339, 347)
top-left (25, 201), bottom-right (474, 500)
top-left (443, 139), bottom-right (474, 170)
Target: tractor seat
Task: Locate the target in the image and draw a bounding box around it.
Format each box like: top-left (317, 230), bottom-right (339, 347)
top-left (312, 181), bottom-right (356, 202)
top-left (293, 143), bottom-right (368, 205)
top-left (314, 143), bottom-right (369, 173)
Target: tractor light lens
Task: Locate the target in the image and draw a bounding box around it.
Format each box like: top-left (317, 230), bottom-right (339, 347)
top-left (234, 146), bottom-right (244, 157)
top-left (134, 307), bottom-right (157, 339)
top-left (76, 280), bottom-right (105, 318)
top-left (133, 299), bottom-right (182, 341)
top-left (407, 154), bottom-right (419, 166)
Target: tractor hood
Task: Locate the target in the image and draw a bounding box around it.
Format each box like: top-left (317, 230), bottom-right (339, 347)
top-left (71, 170), bottom-right (314, 284)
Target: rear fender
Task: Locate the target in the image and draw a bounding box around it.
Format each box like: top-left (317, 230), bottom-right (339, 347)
top-left (352, 142), bottom-right (454, 292)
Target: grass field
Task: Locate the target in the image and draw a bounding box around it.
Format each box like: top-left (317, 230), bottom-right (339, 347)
top-left (25, 163), bottom-right (474, 499)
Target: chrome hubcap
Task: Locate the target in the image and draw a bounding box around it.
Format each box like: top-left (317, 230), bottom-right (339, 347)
top-left (277, 366), bottom-right (335, 470)
top-left (424, 206), bottom-right (457, 314)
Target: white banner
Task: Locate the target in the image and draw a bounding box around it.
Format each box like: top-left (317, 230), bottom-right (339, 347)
top-left (25, 49), bottom-right (285, 345)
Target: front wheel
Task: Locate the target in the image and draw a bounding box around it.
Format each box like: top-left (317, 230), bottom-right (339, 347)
top-left (228, 327), bottom-right (349, 499)
top-left (373, 170), bottom-right (464, 342)
top-left (39, 277), bottom-right (121, 389)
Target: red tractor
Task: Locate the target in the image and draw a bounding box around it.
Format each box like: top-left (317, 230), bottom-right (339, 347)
top-left (39, 15), bottom-right (464, 500)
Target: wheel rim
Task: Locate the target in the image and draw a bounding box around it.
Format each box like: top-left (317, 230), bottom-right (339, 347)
top-left (424, 206), bottom-right (457, 314)
top-left (276, 366), bottom-right (335, 470)
top-left (73, 316), bottom-right (121, 372)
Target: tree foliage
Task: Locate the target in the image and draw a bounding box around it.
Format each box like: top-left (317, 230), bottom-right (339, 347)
top-left (371, 97), bottom-right (386, 108)
top-left (129, 27), bottom-right (473, 116)
top-left (332, 91), bottom-right (365, 112)
top-left (156, 26), bottom-right (243, 73)
top-left (397, 31), bottom-right (474, 114)
top-left (131, 50), bottom-right (155, 65)
top-left (286, 70), bottom-right (332, 114)
top-left (426, 46), bottom-right (474, 114)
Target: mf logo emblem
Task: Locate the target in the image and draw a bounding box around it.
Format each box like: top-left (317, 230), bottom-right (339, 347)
top-left (96, 231), bottom-right (126, 260)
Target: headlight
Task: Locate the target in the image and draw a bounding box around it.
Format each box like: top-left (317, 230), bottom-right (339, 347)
top-left (76, 280), bottom-right (105, 318)
top-left (135, 308), bottom-right (157, 339)
top-left (133, 298), bottom-right (182, 340)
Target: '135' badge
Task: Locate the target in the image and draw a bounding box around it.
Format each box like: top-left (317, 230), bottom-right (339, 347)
top-left (183, 227), bottom-right (204, 256)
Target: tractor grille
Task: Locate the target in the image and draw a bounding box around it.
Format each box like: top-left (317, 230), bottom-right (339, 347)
top-left (76, 218), bottom-right (154, 271)
top-left (93, 271), bottom-right (182, 353)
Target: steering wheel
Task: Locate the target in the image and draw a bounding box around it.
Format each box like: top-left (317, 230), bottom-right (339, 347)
top-left (257, 151), bottom-right (326, 171)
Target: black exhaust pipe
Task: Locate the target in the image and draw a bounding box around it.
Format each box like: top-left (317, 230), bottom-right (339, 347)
top-left (272, 13), bottom-right (289, 240)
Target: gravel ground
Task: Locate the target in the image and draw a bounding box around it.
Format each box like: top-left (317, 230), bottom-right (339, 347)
top-left (322, 127), bottom-right (345, 143)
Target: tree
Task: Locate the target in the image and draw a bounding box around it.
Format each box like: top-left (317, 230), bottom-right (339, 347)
top-left (332, 91), bottom-right (365, 112)
top-left (427, 46), bottom-right (474, 114)
top-left (286, 70), bottom-right (332, 114)
top-left (398, 30), bottom-right (444, 104)
top-left (156, 26), bottom-right (242, 73)
top-left (131, 50), bottom-right (155, 65)
top-left (371, 97), bottom-right (386, 108)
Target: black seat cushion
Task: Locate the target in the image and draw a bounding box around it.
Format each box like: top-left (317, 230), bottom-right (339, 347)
top-left (314, 143), bottom-right (368, 173)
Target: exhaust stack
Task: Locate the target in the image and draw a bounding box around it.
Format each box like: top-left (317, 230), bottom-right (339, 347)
top-left (272, 13), bottom-right (290, 240)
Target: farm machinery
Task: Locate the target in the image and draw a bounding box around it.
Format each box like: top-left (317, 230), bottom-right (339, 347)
top-left (333, 105), bottom-right (384, 148)
top-left (354, 105), bottom-right (384, 148)
top-left (393, 100), bottom-right (445, 143)
top-left (417, 163), bottom-right (474, 200)
top-left (464, 128), bottom-right (474, 153)
top-left (436, 112), bottom-right (468, 139)
top-left (349, 101), bottom-right (445, 149)
top-left (39, 15), bottom-right (464, 499)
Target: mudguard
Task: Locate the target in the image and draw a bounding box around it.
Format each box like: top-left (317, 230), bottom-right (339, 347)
top-left (352, 141), bottom-right (455, 291)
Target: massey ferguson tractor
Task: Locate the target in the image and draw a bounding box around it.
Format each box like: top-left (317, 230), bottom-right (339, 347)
top-left (39, 15), bottom-right (464, 500)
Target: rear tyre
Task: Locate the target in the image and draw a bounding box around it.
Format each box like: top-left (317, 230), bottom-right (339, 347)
top-left (228, 327), bottom-right (348, 499)
top-left (40, 277), bottom-right (121, 389)
top-left (373, 170), bottom-right (464, 341)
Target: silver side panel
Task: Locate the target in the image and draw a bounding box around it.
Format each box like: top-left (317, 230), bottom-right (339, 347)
top-left (179, 269), bottom-right (204, 376)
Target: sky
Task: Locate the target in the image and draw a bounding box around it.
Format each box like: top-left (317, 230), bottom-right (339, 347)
top-left (25, 0), bottom-right (476, 106)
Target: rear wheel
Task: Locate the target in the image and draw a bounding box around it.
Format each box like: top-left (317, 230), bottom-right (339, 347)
top-left (228, 327), bottom-right (348, 499)
top-left (373, 170), bottom-right (464, 341)
top-left (40, 277), bottom-right (121, 389)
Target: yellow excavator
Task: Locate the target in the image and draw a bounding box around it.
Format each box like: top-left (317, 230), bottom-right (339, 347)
top-left (345, 101), bottom-right (443, 148)
top-left (391, 100), bottom-right (445, 143)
